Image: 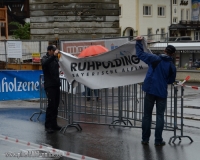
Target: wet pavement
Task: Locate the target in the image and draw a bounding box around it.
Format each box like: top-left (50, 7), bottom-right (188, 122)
top-left (0, 107), bottom-right (200, 160)
top-left (0, 83), bottom-right (200, 160)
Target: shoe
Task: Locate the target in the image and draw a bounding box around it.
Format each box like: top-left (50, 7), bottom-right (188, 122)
top-left (45, 127), bottom-right (54, 134)
top-left (154, 141), bottom-right (166, 146)
top-left (96, 97), bottom-right (101, 101)
top-left (52, 125), bottom-right (62, 131)
top-left (141, 141), bottom-right (149, 145)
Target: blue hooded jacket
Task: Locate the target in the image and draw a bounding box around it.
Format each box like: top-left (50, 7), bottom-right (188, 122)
top-left (136, 41), bottom-right (176, 98)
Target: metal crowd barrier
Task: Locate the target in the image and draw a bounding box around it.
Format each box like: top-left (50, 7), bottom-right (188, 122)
top-left (31, 75), bottom-right (193, 144)
top-left (30, 75), bottom-right (70, 121)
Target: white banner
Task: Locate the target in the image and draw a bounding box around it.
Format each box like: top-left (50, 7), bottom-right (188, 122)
top-left (59, 39), bottom-right (150, 89)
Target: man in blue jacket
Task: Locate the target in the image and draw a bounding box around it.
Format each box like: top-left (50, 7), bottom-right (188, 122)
top-left (135, 36), bottom-right (176, 146)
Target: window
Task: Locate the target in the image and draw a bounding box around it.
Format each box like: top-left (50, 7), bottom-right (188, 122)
top-left (173, 0), bottom-right (177, 5)
top-left (194, 32), bottom-right (200, 40)
top-left (147, 28), bottom-right (152, 39)
top-left (174, 8), bottom-right (177, 13)
top-left (161, 28), bottom-right (165, 39)
top-left (186, 9), bottom-right (190, 20)
top-left (158, 6), bottom-right (165, 16)
top-left (181, 9), bottom-right (184, 20)
top-left (143, 5), bottom-right (152, 16)
top-left (173, 17), bottom-right (178, 23)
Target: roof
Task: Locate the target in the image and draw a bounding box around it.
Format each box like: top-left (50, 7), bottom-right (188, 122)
top-left (169, 24), bottom-right (187, 30)
top-left (168, 24), bottom-right (199, 30)
top-left (149, 42), bottom-right (200, 50)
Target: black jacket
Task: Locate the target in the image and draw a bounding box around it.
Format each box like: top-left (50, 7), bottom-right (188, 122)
top-left (42, 53), bottom-right (61, 89)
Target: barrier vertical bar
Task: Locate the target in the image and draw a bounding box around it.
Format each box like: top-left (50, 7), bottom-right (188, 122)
top-left (119, 86), bottom-right (123, 125)
top-left (169, 85), bottom-right (178, 143)
top-left (139, 84), bottom-right (143, 120)
top-left (111, 86), bottom-right (126, 125)
top-left (179, 86), bottom-right (193, 142)
top-left (170, 84), bottom-right (173, 126)
top-left (112, 87), bottom-right (114, 123)
top-left (30, 74), bottom-right (44, 121)
top-left (105, 88), bottom-right (108, 124)
top-left (134, 84), bottom-right (137, 126)
top-left (126, 85), bottom-right (130, 125)
top-left (131, 84), bottom-right (134, 120)
top-left (181, 86), bottom-right (184, 136)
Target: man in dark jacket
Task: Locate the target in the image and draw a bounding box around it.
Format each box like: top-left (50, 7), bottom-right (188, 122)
top-left (42, 45), bottom-right (61, 133)
top-left (135, 36), bottom-right (176, 146)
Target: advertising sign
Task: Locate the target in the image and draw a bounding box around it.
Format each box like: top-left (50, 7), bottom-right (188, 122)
top-left (0, 70), bottom-right (42, 101)
top-left (32, 53), bottom-right (41, 63)
top-left (192, 0), bottom-right (200, 21)
top-left (60, 38), bottom-right (129, 55)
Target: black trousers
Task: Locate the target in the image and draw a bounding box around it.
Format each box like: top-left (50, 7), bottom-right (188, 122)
top-left (45, 86), bottom-right (60, 128)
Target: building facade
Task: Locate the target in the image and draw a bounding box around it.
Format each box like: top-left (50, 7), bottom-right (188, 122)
top-left (1, 0), bottom-right (194, 41)
top-left (169, 0), bottom-right (192, 38)
top-left (119, 0), bottom-right (193, 40)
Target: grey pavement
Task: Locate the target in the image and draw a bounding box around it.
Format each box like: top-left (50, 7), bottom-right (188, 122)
top-left (0, 83), bottom-right (200, 160)
top-left (0, 106), bottom-right (200, 160)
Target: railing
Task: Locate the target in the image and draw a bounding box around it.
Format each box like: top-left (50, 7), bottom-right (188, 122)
top-left (179, 20), bottom-right (200, 26)
top-left (30, 75), bottom-right (193, 144)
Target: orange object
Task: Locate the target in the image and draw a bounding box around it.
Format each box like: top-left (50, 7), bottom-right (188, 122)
top-left (185, 75), bottom-right (190, 81)
top-left (58, 52), bottom-right (61, 59)
top-left (78, 45), bottom-right (108, 58)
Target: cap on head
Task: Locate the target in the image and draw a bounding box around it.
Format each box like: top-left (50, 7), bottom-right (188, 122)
top-left (47, 45), bottom-right (56, 51)
top-left (165, 45), bottom-right (176, 54)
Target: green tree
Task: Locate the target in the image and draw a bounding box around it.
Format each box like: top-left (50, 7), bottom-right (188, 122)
top-left (9, 22), bottom-right (30, 39)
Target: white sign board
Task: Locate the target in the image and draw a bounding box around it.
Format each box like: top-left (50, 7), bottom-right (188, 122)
top-left (0, 42), bottom-right (6, 61)
top-left (60, 38), bottom-right (129, 55)
top-left (6, 41), bottom-right (22, 58)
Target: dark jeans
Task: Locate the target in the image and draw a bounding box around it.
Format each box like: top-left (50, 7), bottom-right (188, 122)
top-left (45, 86), bottom-right (60, 128)
top-left (87, 88), bottom-right (98, 96)
top-left (85, 87), bottom-right (98, 100)
top-left (142, 93), bottom-right (166, 143)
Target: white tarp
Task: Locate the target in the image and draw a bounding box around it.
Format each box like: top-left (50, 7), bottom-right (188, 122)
top-left (59, 39), bottom-right (150, 89)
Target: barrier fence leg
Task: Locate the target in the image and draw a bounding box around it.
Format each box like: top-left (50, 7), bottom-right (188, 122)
top-left (60, 83), bottom-right (82, 134)
top-left (169, 86), bottom-right (193, 144)
top-left (109, 86), bottom-right (132, 126)
top-left (110, 86), bottom-right (127, 126)
top-left (169, 86), bottom-right (178, 144)
top-left (177, 86), bottom-right (193, 142)
top-left (30, 110), bottom-right (44, 121)
top-left (30, 75), bottom-right (45, 121)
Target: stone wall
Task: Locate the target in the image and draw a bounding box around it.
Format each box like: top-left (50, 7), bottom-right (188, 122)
top-left (29, 0), bottom-right (120, 40)
top-left (177, 70), bottom-right (200, 82)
